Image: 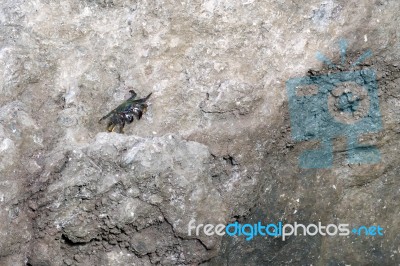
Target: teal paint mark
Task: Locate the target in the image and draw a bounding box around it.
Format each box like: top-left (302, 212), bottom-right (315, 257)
top-left (286, 40), bottom-right (382, 168)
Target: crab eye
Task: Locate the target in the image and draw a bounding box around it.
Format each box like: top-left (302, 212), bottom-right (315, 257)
top-left (125, 113), bottom-right (134, 123)
top-left (132, 107), bottom-right (143, 119)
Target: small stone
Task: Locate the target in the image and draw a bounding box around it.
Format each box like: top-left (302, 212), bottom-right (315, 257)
top-left (74, 255), bottom-right (82, 262)
top-left (64, 259), bottom-right (73, 265)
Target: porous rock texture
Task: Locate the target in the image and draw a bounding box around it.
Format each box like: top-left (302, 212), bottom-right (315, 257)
top-left (0, 0), bottom-right (399, 265)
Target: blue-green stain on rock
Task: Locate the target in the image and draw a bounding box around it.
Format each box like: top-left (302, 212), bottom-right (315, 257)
top-left (286, 41), bottom-right (382, 168)
top-left (338, 92), bottom-right (360, 113)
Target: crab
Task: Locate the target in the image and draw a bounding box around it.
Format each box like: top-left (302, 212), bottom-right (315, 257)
top-left (99, 89), bottom-right (152, 133)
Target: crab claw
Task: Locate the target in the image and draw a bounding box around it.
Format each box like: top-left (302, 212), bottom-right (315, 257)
top-left (128, 89), bottom-right (137, 99)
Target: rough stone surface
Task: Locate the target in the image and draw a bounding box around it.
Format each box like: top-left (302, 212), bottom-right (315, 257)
top-left (0, 0), bottom-right (399, 265)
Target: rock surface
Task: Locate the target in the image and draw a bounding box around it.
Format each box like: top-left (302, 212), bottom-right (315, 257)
top-left (0, 0), bottom-right (399, 265)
